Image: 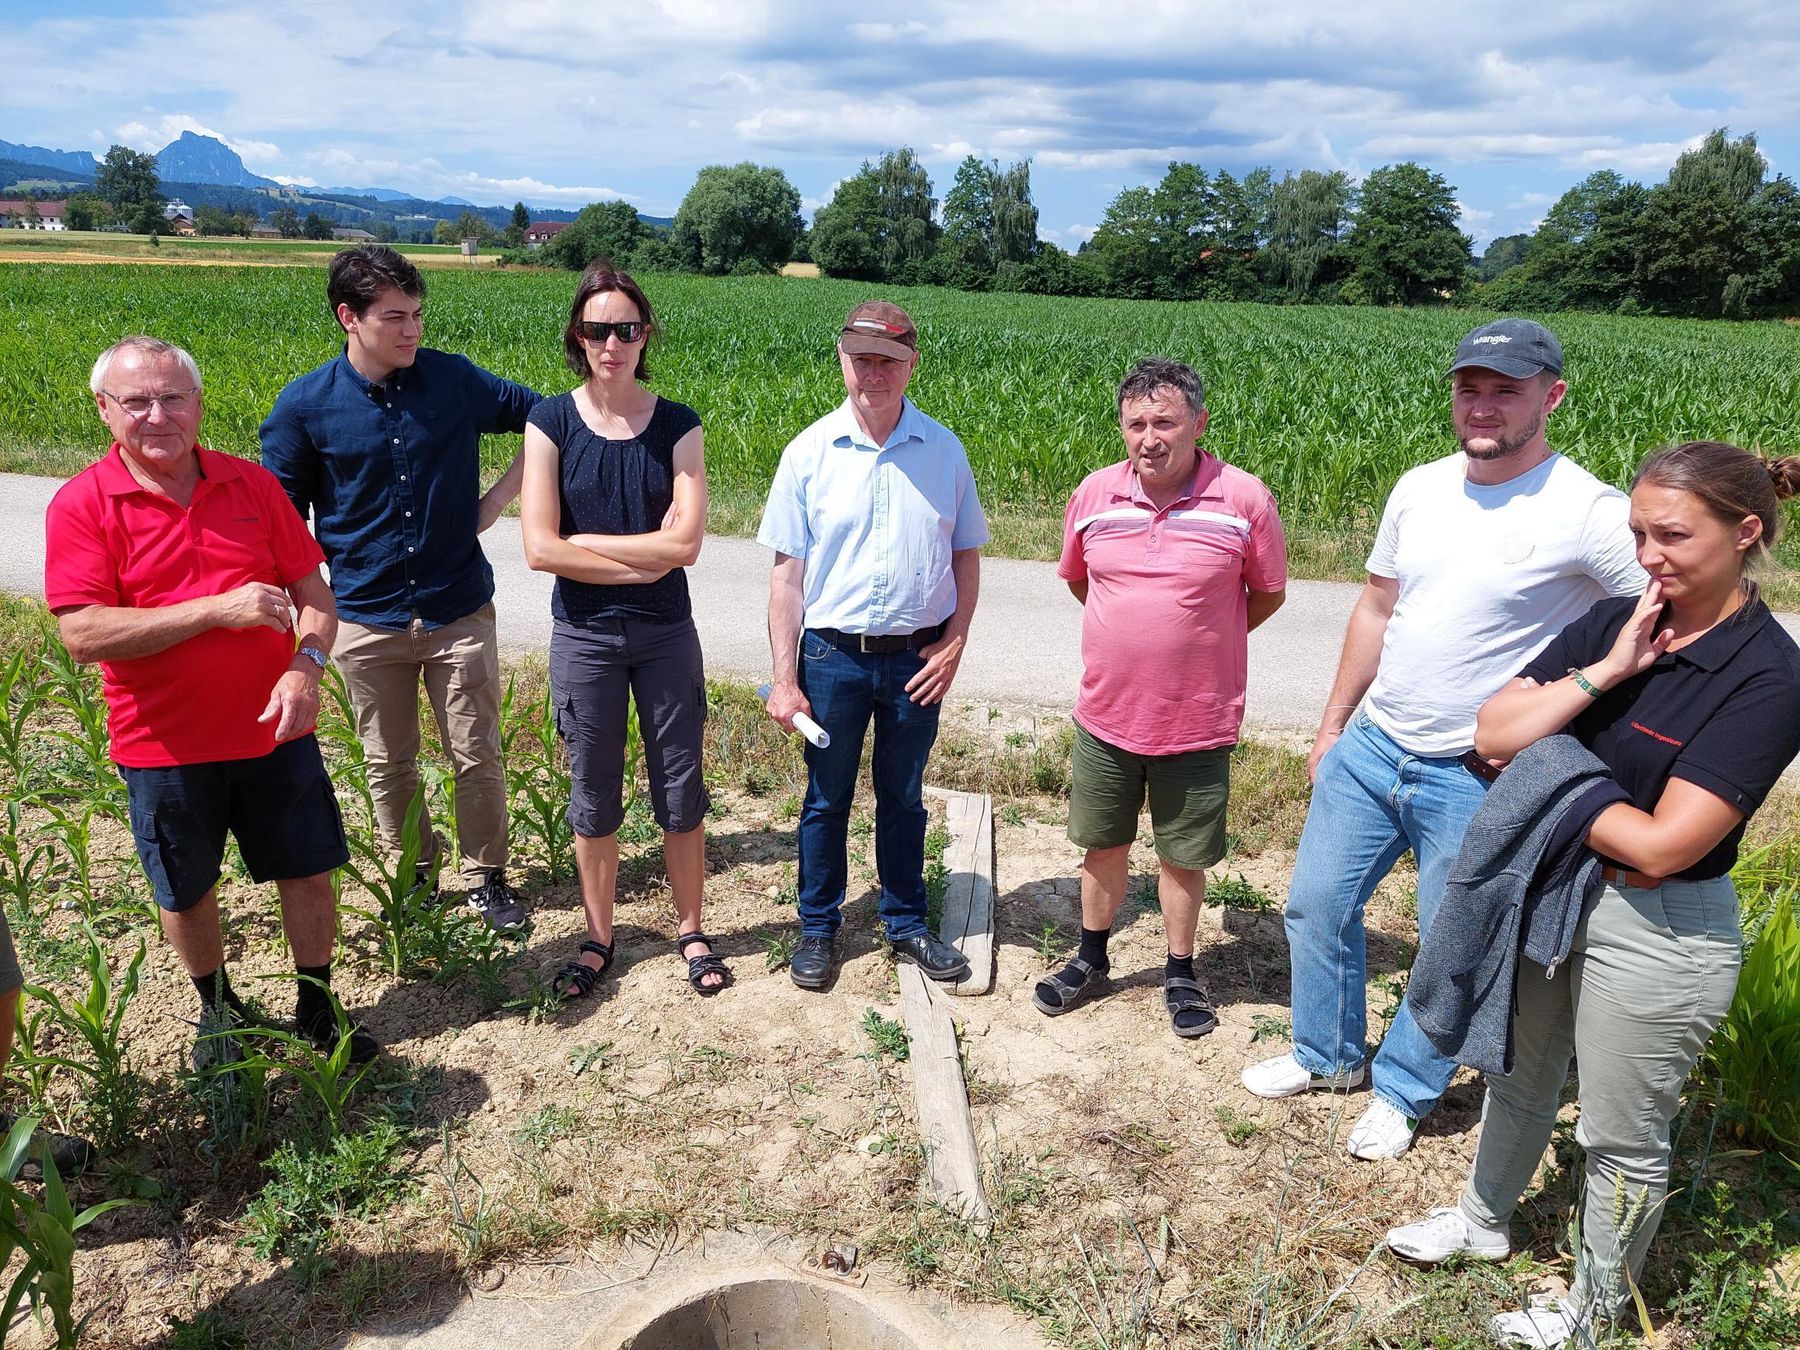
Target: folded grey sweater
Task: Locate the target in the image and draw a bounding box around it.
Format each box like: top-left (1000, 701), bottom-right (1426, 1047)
top-left (1407, 734), bottom-right (1631, 1075)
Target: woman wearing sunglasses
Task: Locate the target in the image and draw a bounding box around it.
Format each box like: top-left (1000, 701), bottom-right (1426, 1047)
top-left (1385, 441), bottom-right (1800, 1347)
top-left (520, 258), bottom-right (728, 1000)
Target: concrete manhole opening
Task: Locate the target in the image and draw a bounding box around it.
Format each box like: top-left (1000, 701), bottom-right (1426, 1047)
top-left (612, 1275), bottom-right (929, 1349)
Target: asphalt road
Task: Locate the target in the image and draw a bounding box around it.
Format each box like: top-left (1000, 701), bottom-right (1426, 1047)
top-left (4, 470), bottom-right (1356, 737)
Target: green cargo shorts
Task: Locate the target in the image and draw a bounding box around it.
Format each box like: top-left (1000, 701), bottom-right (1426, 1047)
top-left (1067, 723), bottom-right (1231, 870)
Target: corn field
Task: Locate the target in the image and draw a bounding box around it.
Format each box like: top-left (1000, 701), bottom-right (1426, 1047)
top-left (4, 264), bottom-right (1799, 535)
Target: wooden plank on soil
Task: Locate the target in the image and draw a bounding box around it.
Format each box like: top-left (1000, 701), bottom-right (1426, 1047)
top-left (897, 963), bottom-right (992, 1224)
top-left (924, 787), bottom-right (997, 996)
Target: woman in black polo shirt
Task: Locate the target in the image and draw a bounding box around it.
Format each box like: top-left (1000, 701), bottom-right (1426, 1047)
top-left (519, 259), bottom-right (728, 1000)
top-left (1386, 441), bottom-right (1800, 1347)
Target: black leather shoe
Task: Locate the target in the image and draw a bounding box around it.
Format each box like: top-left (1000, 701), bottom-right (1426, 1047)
top-left (790, 934), bottom-right (837, 990)
top-left (890, 933), bottom-right (971, 982)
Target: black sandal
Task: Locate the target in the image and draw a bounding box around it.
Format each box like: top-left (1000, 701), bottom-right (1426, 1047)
top-left (1032, 957), bottom-right (1108, 1016)
top-left (676, 931), bottom-right (732, 996)
top-left (552, 939), bottom-right (613, 1000)
top-left (1163, 975), bottom-right (1218, 1038)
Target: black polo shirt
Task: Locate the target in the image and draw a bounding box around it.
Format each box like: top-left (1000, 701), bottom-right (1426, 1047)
top-left (1521, 596), bottom-right (1800, 879)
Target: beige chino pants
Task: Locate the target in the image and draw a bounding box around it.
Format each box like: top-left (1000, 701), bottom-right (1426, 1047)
top-left (333, 602), bottom-right (508, 888)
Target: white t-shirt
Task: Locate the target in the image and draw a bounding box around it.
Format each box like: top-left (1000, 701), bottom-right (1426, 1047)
top-left (1363, 452), bottom-right (1646, 756)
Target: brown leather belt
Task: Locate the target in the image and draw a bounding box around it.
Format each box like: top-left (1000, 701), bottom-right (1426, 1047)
top-left (1459, 749), bottom-right (1502, 783)
top-left (1600, 864), bottom-right (1662, 890)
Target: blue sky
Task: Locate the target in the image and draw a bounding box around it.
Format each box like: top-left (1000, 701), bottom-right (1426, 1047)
top-left (4, 0), bottom-right (1798, 249)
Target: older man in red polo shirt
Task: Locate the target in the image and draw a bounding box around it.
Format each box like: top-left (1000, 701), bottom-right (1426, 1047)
top-left (1035, 357), bottom-right (1288, 1039)
top-left (44, 336), bottom-right (378, 1069)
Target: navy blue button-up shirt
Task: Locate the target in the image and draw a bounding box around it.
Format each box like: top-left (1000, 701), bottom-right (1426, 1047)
top-left (260, 348), bottom-right (539, 628)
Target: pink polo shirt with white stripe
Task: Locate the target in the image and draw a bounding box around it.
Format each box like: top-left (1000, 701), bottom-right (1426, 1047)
top-left (1058, 455), bottom-right (1288, 755)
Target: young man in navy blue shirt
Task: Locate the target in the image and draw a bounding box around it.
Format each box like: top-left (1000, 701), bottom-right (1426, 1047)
top-left (261, 246), bottom-right (539, 931)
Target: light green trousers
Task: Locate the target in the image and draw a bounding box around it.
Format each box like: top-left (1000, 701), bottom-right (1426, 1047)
top-left (1459, 875), bottom-right (1741, 1318)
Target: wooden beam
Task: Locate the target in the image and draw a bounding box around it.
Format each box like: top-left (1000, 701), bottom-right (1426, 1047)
top-left (897, 964), bottom-right (992, 1224)
top-left (925, 787), bottom-right (997, 996)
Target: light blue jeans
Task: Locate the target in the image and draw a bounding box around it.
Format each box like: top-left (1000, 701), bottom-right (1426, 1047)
top-left (1284, 712), bottom-right (1490, 1120)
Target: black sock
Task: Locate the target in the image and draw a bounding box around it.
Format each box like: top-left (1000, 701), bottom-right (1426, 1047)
top-left (295, 962), bottom-right (333, 1028)
top-left (1077, 926), bottom-right (1111, 970)
top-left (1165, 951), bottom-right (1196, 982)
top-left (192, 966), bottom-right (245, 1017)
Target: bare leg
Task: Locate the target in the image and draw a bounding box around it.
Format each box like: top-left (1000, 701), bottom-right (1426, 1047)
top-left (664, 825), bottom-right (719, 988)
top-left (159, 888), bottom-right (226, 977)
top-left (1079, 843), bottom-right (1132, 933)
top-left (1159, 862), bottom-right (1206, 958)
top-left (275, 873), bottom-right (339, 968)
top-left (568, 832), bottom-right (619, 992)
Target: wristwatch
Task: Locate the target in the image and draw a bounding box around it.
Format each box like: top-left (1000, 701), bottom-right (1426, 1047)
top-left (298, 643), bottom-right (329, 671)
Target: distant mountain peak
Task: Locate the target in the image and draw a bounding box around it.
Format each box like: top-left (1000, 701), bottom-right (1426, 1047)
top-left (155, 132), bottom-right (276, 190)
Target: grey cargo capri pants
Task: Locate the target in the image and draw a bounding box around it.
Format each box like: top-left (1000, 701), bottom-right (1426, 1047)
top-left (549, 616), bottom-right (710, 838)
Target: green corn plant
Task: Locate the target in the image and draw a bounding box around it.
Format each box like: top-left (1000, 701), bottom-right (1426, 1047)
top-left (0, 1116), bottom-right (140, 1348)
top-left (313, 663), bottom-right (375, 831)
top-left (236, 978), bottom-right (372, 1142)
top-left (340, 775), bottom-right (442, 978)
top-left (0, 644), bottom-right (49, 792)
top-left (37, 643), bottom-right (125, 823)
top-left (38, 803), bottom-right (100, 923)
top-left (509, 683), bottom-right (573, 880)
top-left (0, 801), bottom-right (60, 918)
top-left (18, 928), bottom-right (147, 1150)
top-left (1699, 888), bottom-right (1800, 1165)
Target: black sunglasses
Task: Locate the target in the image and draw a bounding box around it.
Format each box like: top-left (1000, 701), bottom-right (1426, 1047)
top-left (576, 320), bottom-right (647, 344)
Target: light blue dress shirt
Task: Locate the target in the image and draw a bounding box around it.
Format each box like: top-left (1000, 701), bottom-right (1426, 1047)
top-left (757, 398), bottom-right (988, 634)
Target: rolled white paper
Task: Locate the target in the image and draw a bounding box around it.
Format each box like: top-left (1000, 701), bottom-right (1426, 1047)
top-left (756, 684), bottom-right (832, 748)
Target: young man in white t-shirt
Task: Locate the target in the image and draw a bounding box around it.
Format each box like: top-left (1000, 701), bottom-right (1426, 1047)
top-left (1241, 319), bottom-right (1645, 1159)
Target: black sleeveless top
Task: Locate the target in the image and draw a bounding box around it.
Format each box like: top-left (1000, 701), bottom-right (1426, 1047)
top-left (527, 392), bottom-right (700, 624)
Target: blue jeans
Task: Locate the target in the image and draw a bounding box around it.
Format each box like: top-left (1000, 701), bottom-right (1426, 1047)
top-left (1284, 712), bottom-right (1490, 1120)
top-left (795, 631), bottom-right (941, 941)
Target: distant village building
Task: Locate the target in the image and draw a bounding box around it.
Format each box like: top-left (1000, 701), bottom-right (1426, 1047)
top-left (524, 221), bottom-right (568, 248)
top-left (0, 198), bottom-right (68, 230)
top-left (331, 227), bottom-right (376, 242)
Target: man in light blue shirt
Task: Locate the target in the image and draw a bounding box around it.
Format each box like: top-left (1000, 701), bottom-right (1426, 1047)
top-left (760, 301), bottom-right (987, 991)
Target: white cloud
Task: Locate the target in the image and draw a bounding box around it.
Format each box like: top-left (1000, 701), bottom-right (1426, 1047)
top-left (114, 114), bottom-right (281, 164)
top-left (5, 0), bottom-right (1799, 226)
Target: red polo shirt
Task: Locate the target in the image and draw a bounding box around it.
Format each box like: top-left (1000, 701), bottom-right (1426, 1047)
top-left (44, 445), bottom-right (325, 768)
top-left (1059, 455), bottom-right (1288, 755)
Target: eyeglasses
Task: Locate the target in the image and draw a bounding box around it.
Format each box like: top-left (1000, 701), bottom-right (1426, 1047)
top-left (104, 388), bottom-right (198, 418)
top-left (576, 320), bottom-right (647, 344)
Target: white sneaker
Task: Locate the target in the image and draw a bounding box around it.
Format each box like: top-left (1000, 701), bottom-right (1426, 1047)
top-left (1489, 1294), bottom-right (1588, 1348)
top-left (1347, 1098), bottom-right (1419, 1160)
top-left (1240, 1052), bottom-right (1366, 1099)
top-left (1385, 1206), bottom-right (1510, 1263)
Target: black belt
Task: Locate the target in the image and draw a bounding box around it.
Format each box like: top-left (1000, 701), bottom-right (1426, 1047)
top-left (1460, 749), bottom-right (1503, 783)
top-left (812, 623), bottom-right (945, 654)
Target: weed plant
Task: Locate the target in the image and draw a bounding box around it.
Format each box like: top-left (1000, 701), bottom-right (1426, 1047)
top-left (241, 1118), bottom-right (413, 1264)
top-left (860, 1008), bottom-right (910, 1061)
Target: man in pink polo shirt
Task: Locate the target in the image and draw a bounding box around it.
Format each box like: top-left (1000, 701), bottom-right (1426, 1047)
top-left (44, 336), bottom-right (379, 1073)
top-left (1036, 358), bottom-right (1287, 1038)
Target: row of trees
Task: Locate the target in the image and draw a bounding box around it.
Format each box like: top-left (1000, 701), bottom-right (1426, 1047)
top-left (1477, 130), bottom-right (1800, 318)
top-left (529, 127), bottom-right (1799, 319)
top-left (38, 133), bottom-right (1799, 319)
